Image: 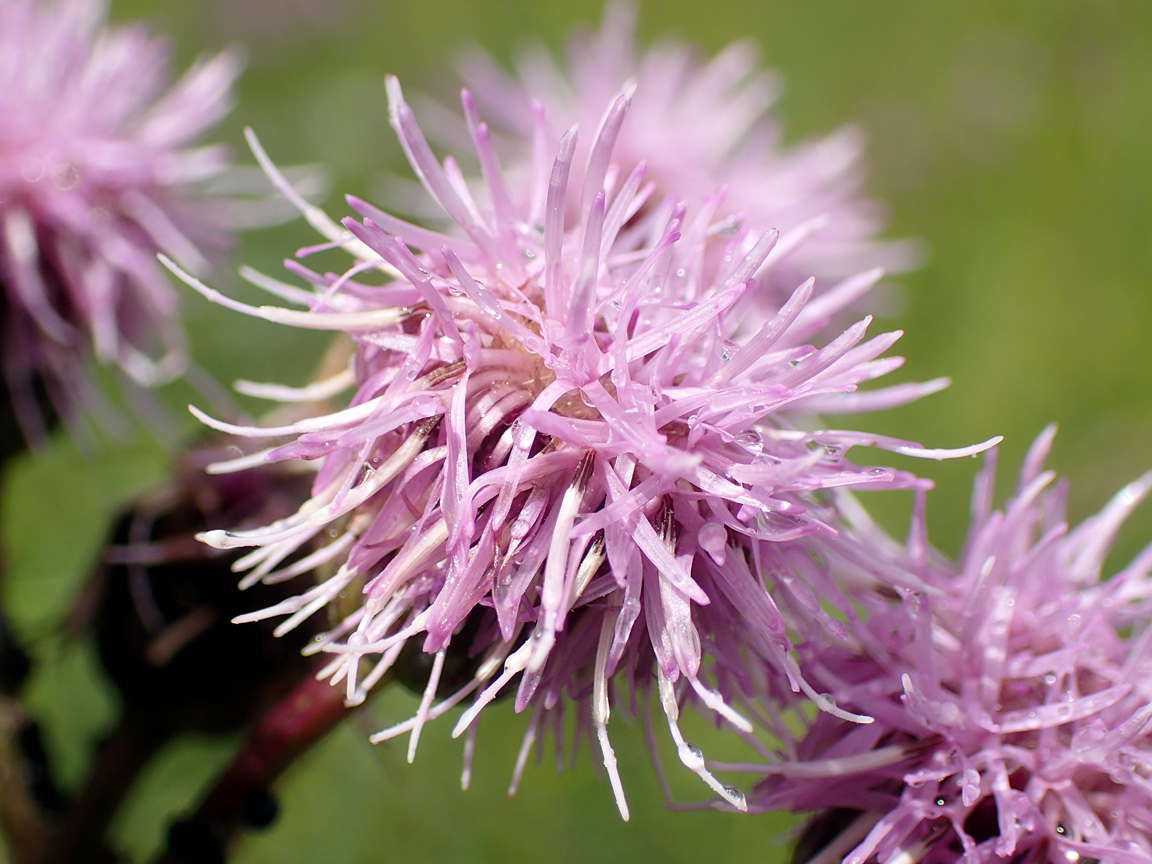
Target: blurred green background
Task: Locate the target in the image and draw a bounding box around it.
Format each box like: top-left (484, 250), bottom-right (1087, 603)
top-left (3, 0), bottom-right (1152, 861)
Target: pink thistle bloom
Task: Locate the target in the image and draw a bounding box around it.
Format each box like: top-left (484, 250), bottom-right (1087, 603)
top-left (168, 76), bottom-right (995, 818)
top-left (455, 1), bottom-right (917, 304)
top-left (743, 427), bottom-right (1152, 863)
top-left (0, 0), bottom-right (241, 441)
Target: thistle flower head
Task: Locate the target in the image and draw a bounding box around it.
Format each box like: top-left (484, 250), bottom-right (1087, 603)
top-left (751, 427), bottom-right (1152, 863)
top-left (456, 1), bottom-right (916, 302)
top-left (171, 74), bottom-right (994, 818)
top-left (0, 0), bottom-right (241, 441)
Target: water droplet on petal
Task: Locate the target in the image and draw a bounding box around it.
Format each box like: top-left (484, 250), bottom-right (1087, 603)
top-left (734, 430), bottom-right (764, 455)
top-left (722, 786), bottom-right (746, 809)
top-left (678, 742), bottom-right (704, 770)
top-left (737, 430), bottom-right (764, 456)
top-left (51, 163), bottom-right (79, 189)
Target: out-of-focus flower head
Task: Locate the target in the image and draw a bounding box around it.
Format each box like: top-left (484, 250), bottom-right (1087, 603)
top-left (0, 0), bottom-right (241, 442)
top-left (747, 426), bottom-right (1152, 863)
top-left (455, 1), bottom-right (917, 305)
top-left (168, 74), bottom-right (995, 818)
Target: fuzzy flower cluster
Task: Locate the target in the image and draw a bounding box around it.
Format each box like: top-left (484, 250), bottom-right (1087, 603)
top-left (0, 0), bottom-right (240, 440)
top-left (170, 72), bottom-right (994, 818)
top-left (456, 1), bottom-right (916, 303)
top-left (744, 427), bottom-right (1152, 864)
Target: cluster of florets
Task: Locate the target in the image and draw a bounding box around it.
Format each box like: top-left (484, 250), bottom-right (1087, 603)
top-left (745, 426), bottom-right (1152, 863)
top-left (13, 0), bottom-right (1152, 859)
top-left (0, 0), bottom-right (239, 440)
top-left (168, 64), bottom-right (990, 817)
top-left (457, 1), bottom-right (917, 302)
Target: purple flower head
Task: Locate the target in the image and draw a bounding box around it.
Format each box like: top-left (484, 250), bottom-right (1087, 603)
top-left (0, 0), bottom-right (241, 441)
top-left (169, 76), bottom-right (995, 818)
top-left (748, 427), bottom-right (1152, 863)
top-left (456, 1), bottom-right (917, 304)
